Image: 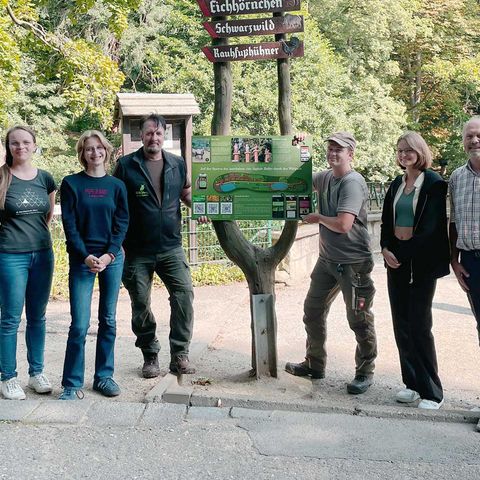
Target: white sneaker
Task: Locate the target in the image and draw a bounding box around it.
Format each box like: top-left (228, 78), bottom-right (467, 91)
top-left (418, 398), bottom-right (444, 409)
top-left (1, 378), bottom-right (26, 400)
top-left (28, 373), bottom-right (53, 394)
top-left (395, 388), bottom-right (420, 403)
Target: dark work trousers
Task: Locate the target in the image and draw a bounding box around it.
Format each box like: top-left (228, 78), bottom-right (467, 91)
top-left (122, 246), bottom-right (194, 358)
top-left (303, 257), bottom-right (377, 376)
top-left (460, 250), bottom-right (480, 346)
top-left (387, 264), bottom-right (443, 402)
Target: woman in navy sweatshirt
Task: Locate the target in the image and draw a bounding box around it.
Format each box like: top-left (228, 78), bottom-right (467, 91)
top-left (59, 131), bottom-right (128, 400)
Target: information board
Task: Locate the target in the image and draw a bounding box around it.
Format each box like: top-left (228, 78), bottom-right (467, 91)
top-left (191, 135), bottom-right (312, 220)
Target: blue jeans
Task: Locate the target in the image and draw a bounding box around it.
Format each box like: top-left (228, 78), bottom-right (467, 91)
top-left (0, 248), bottom-right (54, 381)
top-left (62, 251), bottom-right (124, 389)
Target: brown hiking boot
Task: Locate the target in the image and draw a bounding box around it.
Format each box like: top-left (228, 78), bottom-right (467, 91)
top-left (169, 355), bottom-right (196, 375)
top-left (142, 352), bottom-right (160, 378)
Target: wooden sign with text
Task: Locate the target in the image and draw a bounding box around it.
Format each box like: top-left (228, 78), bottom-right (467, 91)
top-left (203, 14), bottom-right (303, 38)
top-left (196, 0), bottom-right (301, 17)
top-left (202, 39), bottom-right (304, 62)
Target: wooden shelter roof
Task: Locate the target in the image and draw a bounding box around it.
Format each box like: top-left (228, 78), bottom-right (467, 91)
top-left (115, 93), bottom-right (200, 117)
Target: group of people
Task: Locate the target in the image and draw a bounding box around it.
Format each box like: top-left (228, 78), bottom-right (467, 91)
top-left (1, 114), bottom-right (479, 408)
top-left (286, 116), bottom-right (480, 410)
top-left (0, 114), bottom-right (201, 401)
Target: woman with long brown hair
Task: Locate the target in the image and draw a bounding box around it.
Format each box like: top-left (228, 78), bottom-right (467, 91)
top-left (0, 126), bottom-right (56, 400)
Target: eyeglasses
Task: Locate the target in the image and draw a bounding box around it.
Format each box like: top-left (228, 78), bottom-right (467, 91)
top-left (397, 149), bottom-right (415, 155)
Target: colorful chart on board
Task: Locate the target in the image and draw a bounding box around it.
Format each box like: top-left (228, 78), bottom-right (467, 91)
top-left (191, 135), bottom-right (312, 220)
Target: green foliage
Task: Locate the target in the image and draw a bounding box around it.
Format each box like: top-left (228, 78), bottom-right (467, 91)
top-left (310, 0), bottom-right (480, 175)
top-left (191, 263), bottom-right (245, 286)
top-left (4, 58), bottom-right (79, 183)
top-left (118, 0), bottom-right (213, 133)
top-left (311, 0), bottom-right (414, 78)
top-left (293, 12), bottom-right (405, 180)
top-left (56, 39), bottom-right (125, 127)
top-left (50, 216), bottom-right (69, 299)
top-left (0, 17), bottom-right (21, 124)
top-left (4, 1), bottom-right (125, 129)
top-left (2, 0), bottom-right (480, 183)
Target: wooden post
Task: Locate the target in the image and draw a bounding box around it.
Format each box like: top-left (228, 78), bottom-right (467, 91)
top-left (211, 27), bottom-right (232, 136)
top-left (275, 12), bottom-right (292, 136)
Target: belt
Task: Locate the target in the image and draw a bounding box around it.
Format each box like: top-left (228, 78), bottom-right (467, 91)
top-left (462, 249), bottom-right (480, 258)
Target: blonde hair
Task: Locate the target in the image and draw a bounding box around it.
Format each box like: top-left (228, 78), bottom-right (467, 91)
top-left (396, 131), bottom-right (432, 170)
top-left (0, 126), bottom-right (37, 209)
top-left (76, 130), bottom-right (113, 170)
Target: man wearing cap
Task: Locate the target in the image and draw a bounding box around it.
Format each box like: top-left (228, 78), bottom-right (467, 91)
top-left (450, 116), bottom-right (480, 346)
top-left (286, 132), bottom-right (377, 394)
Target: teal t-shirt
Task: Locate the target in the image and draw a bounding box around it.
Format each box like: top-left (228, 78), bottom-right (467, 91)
top-left (395, 190), bottom-right (415, 227)
top-left (0, 169), bottom-right (56, 252)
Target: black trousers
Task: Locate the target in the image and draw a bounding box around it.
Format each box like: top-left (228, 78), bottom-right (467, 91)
top-left (460, 250), bottom-right (480, 346)
top-left (387, 265), bottom-right (443, 403)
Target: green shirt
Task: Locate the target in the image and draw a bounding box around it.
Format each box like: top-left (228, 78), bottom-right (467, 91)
top-left (394, 189), bottom-right (415, 227)
top-left (0, 169), bottom-right (56, 253)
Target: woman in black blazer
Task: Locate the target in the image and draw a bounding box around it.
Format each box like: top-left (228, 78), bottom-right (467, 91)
top-left (381, 131), bottom-right (449, 410)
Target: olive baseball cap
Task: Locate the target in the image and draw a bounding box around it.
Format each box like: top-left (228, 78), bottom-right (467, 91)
top-left (325, 131), bottom-right (356, 150)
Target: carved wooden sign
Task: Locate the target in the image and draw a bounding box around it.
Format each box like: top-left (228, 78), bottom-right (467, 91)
top-left (203, 14), bottom-right (303, 38)
top-left (202, 39), bottom-right (304, 62)
top-left (196, 0), bottom-right (301, 17)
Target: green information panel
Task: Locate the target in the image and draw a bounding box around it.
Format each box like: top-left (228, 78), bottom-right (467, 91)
top-left (191, 135), bottom-right (312, 220)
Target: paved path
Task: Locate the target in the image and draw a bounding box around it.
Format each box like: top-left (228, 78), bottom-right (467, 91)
top-left (0, 403), bottom-right (479, 480)
top-left (2, 263), bottom-right (480, 479)
top-left (5, 263), bottom-right (480, 418)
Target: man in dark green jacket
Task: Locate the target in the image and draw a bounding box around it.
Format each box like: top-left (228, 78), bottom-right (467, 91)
top-left (114, 114), bottom-right (200, 378)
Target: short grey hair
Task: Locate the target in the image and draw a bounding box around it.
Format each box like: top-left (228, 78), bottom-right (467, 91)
top-left (462, 115), bottom-right (480, 140)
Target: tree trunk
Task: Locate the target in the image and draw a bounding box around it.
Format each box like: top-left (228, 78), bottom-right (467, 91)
top-left (211, 34), bottom-right (232, 136)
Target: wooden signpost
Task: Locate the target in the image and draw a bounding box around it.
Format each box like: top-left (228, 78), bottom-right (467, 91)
top-left (198, 0), bottom-right (304, 62)
top-left (197, 0), bottom-right (304, 378)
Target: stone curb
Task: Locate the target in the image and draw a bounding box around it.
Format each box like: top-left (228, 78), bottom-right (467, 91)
top-left (1, 398), bottom-right (479, 428)
top-left (187, 391), bottom-right (480, 426)
top-left (144, 373), bottom-right (178, 403)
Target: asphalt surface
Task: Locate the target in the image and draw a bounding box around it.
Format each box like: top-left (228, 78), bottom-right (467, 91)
top-left (3, 262), bottom-right (480, 418)
top-left (1, 404), bottom-right (480, 480)
top-left (2, 262), bottom-right (480, 479)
